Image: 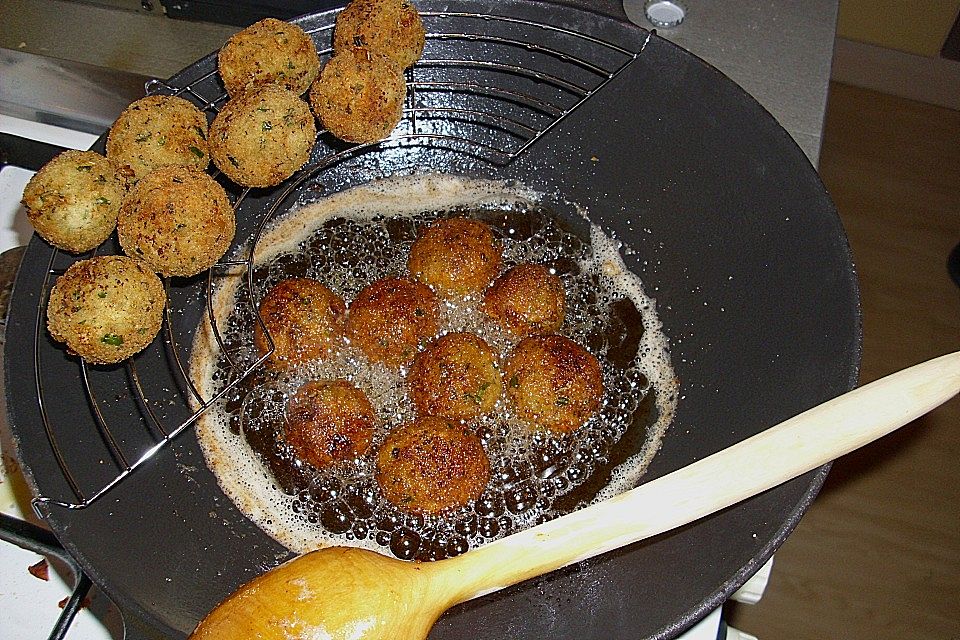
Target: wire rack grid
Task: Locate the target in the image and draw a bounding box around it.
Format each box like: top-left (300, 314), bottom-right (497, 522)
top-left (25, 8), bottom-right (653, 512)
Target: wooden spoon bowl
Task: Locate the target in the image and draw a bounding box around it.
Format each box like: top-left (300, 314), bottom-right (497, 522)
top-left (191, 351), bottom-right (960, 640)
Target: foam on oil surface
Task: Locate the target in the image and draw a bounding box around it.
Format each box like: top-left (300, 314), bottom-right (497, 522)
top-left (190, 173), bottom-right (677, 558)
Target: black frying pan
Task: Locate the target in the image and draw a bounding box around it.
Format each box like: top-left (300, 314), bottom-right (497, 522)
top-left (4, 2), bottom-right (860, 639)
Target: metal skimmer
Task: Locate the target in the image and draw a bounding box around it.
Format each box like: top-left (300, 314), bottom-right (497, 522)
top-left (28, 9), bottom-right (653, 512)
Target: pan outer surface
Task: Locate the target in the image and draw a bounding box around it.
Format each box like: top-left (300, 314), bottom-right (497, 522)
top-left (3, 2), bottom-right (860, 639)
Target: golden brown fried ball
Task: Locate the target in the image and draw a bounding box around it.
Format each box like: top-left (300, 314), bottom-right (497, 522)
top-left (407, 217), bottom-right (502, 299)
top-left (333, 0), bottom-right (426, 70)
top-left (309, 46), bottom-right (406, 144)
top-left (21, 151), bottom-right (128, 253)
top-left (106, 95), bottom-right (209, 180)
top-left (253, 277), bottom-right (346, 370)
top-left (209, 85), bottom-right (316, 188)
top-left (503, 334), bottom-right (604, 434)
top-left (218, 18), bottom-right (321, 97)
top-left (46, 255), bottom-right (166, 364)
top-left (375, 415), bottom-right (490, 514)
top-left (345, 276), bottom-right (441, 368)
top-left (117, 166), bottom-right (235, 277)
top-left (407, 332), bottom-right (502, 421)
top-left (284, 379), bottom-right (376, 469)
top-left (483, 263), bottom-right (565, 338)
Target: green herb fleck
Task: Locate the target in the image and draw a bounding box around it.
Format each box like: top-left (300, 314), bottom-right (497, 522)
top-left (97, 291), bottom-right (107, 298)
top-left (262, 120), bottom-right (273, 131)
top-left (556, 396), bottom-right (570, 406)
top-left (509, 374), bottom-right (520, 389)
top-left (189, 145), bottom-right (204, 158)
top-left (135, 132), bottom-right (152, 143)
top-left (76, 164), bottom-right (93, 172)
top-left (465, 381), bottom-right (493, 405)
top-left (95, 196), bottom-right (111, 205)
top-left (101, 333), bottom-right (124, 346)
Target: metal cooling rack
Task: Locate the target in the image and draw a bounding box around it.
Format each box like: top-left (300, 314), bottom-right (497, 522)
top-left (28, 10), bottom-right (653, 512)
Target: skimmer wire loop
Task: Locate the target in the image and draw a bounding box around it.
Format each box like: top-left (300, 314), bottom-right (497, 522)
top-left (30, 11), bottom-right (653, 512)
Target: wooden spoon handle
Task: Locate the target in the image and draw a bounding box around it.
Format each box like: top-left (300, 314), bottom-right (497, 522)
top-left (440, 351), bottom-right (960, 602)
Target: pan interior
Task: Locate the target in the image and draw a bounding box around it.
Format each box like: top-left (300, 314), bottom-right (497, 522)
top-left (2, 2), bottom-right (860, 639)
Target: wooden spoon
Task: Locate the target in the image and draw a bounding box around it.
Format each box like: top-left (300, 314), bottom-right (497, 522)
top-left (190, 351), bottom-right (960, 640)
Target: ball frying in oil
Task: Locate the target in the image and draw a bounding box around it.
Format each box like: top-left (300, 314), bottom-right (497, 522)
top-left (407, 331), bottom-right (503, 421)
top-left (375, 415), bottom-right (490, 515)
top-left (407, 216), bottom-right (502, 299)
top-left (483, 263), bottom-right (565, 338)
top-left (503, 334), bottom-right (603, 434)
top-left (285, 379), bottom-right (376, 469)
top-left (253, 277), bottom-right (346, 370)
top-left (345, 276), bottom-right (441, 369)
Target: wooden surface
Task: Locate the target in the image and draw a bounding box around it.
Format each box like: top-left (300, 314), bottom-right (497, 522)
top-left (836, 0), bottom-right (960, 57)
top-left (726, 82), bottom-right (960, 639)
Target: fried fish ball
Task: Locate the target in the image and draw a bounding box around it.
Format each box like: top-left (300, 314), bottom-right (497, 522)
top-left (407, 217), bottom-right (501, 299)
top-left (375, 415), bottom-right (490, 514)
top-left (21, 151), bottom-right (128, 253)
top-left (483, 263), bottom-right (566, 338)
top-left (218, 18), bottom-right (321, 97)
top-left (106, 95), bottom-right (209, 180)
top-left (503, 334), bottom-right (604, 434)
top-left (345, 276), bottom-right (441, 368)
top-left (117, 166), bottom-right (235, 277)
top-left (407, 332), bottom-right (502, 421)
top-left (333, 0), bottom-right (426, 70)
top-left (253, 277), bottom-right (346, 369)
top-left (46, 255), bottom-right (165, 364)
top-left (309, 46), bottom-right (406, 144)
top-left (285, 379), bottom-right (376, 469)
top-left (209, 85), bottom-right (316, 188)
